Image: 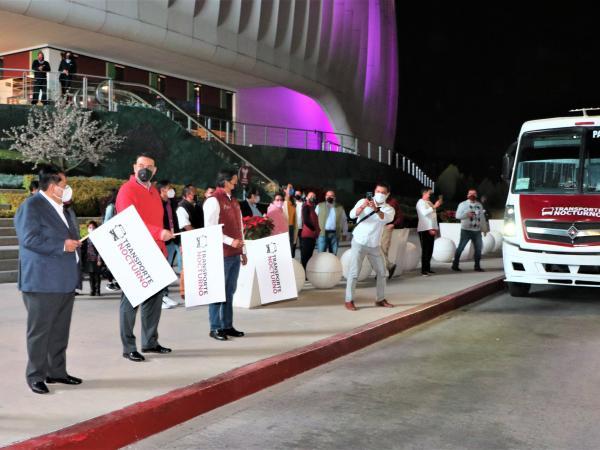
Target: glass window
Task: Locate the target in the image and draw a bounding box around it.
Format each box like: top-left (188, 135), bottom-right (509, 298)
top-left (513, 130), bottom-right (582, 194)
top-left (583, 129), bottom-right (600, 193)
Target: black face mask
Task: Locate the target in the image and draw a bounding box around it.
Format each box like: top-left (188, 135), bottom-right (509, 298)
top-left (295, 194), bottom-right (302, 201)
top-left (309, 197), bottom-right (317, 204)
top-left (326, 197), bottom-right (334, 204)
top-left (137, 168), bottom-right (153, 183)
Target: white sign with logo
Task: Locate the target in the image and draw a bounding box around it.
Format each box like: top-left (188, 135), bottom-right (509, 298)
top-left (181, 225), bottom-right (226, 307)
top-left (247, 232), bottom-right (297, 304)
top-left (88, 205), bottom-right (178, 307)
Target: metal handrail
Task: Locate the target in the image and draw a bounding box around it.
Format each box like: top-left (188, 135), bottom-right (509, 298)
top-left (96, 79), bottom-right (276, 186)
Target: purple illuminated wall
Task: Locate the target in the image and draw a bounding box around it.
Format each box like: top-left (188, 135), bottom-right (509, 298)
top-left (236, 87), bottom-right (340, 150)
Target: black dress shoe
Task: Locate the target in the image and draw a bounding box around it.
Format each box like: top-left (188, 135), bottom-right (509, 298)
top-left (474, 267), bottom-right (485, 272)
top-left (224, 327), bottom-right (245, 337)
top-left (29, 381), bottom-right (49, 394)
top-left (428, 270), bottom-right (436, 274)
top-left (451, 266), bottom-right (462, 272)
top-left (209, 330), bottom-right (228, 341)
top-left (387, 264), bottom-right (397, 280)
top-left (142, 344), bottom-right (172, 354)
top-left (123, 351), bottom-right (145, 362)
top-left (46, 374), bottom-right (82, 385)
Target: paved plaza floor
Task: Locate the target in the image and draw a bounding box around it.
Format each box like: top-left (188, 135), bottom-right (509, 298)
top-left (0, 257), bottom-right (503, 447)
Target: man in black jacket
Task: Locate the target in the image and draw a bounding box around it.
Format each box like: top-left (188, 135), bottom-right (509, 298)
top-left (58, 51), bottom-right (77, 96)
top-left (31, 51), bottom-right (50, 105)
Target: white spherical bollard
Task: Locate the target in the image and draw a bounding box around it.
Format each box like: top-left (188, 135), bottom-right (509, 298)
top-left (403, 242), bottom-right (420, 271)
top-left (306, 252), bottom-right (343, 289)
top-left (340, 249), bottom-right (372, 281)
top-left (482, 233), bottom-right (496, 255)
top-left (459, 241), bottom-right (475, 261)
top-left (292, 259), bottom-right (306, 294)
top-left (432, 237), bottom-right (456, 263)
top-left (490, 231), bottom-right (503, 253)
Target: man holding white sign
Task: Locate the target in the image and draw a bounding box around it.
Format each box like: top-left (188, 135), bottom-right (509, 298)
top-left (203, 169), bottom-right (247, 341)
top-left (115, 154), bottom-right (175, 362)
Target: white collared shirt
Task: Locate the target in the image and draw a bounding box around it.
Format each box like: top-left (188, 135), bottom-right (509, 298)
top-left (40, 190), bottom-right (79, 262)
top-left (349, 199), bottom-right (394, 247)
top-left (203, 195), bottom-right (244, 249)
top-left (416, 199), bottom-right (439, 232)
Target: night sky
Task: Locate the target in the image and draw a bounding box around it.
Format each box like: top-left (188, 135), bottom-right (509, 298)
top-left (395, 3), bottom-right (600, 184)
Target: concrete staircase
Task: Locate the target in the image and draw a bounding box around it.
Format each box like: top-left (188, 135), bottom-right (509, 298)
top-left (0, 218), bottom-right (18, 283)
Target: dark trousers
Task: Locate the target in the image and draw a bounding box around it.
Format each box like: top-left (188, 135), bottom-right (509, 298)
top-left (22, 292), bottom-right (75, 383)
top-left (32, 80), bottom-right (48, 105)
top-left (120, 290), bottom-right (163, 353)
top-left (301, 236), bottom-right (316, 269)
top-left (89, 272), bottom-right (101, 295)
top-left (209, 255), bottom-right (241, 331)
top-left (419, 231), bottom-right (435, 274)
top-left (453, 229), bottom-right (483, 268)
top-left (59, 76), bottom-right (72, 95)
top-left (289, 225), bottom-right (296, 257)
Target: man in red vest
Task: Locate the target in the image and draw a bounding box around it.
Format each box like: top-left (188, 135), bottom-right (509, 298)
top-left (203, 169), bottom-right (247, 340)
top-left (116, 154), bottom-right (175, 361)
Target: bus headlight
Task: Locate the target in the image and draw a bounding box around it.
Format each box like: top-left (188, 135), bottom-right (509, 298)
top-left (503, 205), bottom-right (516, 236)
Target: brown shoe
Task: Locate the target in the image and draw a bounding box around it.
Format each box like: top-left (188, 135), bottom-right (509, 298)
top-left (345, 301), bottom-right (358, 311)
top-left (375, 299), bottom-right (394, 308)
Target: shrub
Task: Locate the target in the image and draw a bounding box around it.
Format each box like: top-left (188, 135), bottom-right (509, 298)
top-left (68, 177), bottom-right (126, 217)
top-left (0, 174), bottom-right (24, 188)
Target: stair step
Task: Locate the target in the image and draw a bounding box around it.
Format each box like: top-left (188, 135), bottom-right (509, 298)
top-left (0, 227), bottom-right (16, 237)
top-left (0, 259), bottom-right (18, 271)
top-left (0, 236), bottom-right (19, 246)
top-left (0, 270), bottom-right (18, 283)
top-left (0, 218), bottom-right (14, 227)
top-left (0, 247), bottom-right (19, 259)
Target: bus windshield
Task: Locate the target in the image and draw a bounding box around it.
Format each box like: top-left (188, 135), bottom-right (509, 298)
top-left (512, 128), bottom-right (600, 194)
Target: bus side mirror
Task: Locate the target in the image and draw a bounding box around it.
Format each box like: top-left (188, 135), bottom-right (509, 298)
top-left (502, 141), bottom-right (517, 184)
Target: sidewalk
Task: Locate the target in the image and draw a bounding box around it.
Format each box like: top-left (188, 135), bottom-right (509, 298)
top-left (0, 256), bottom-right (504, 447)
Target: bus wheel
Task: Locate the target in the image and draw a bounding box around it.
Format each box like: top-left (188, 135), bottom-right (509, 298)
top-left (507, 282), bottom-right (530, 297)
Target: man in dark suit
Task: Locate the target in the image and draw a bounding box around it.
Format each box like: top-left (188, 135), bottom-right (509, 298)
top-left (14, 165), bottom-right (82, 394)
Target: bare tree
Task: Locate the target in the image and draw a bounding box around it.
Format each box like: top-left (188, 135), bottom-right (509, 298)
top-left (1, 97), bottom-right (125, 172)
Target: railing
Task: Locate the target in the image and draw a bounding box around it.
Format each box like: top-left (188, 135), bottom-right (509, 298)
top-left (0, 68), bottom-right (435, 189)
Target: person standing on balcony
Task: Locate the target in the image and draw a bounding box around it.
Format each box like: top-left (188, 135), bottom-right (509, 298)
top-left (58, 51), bottom-right (77, 96)
top-left (345, 183), bottom-right (395, 311)
top-left (300, 192), bottom-right (320, 270)
top-left (203, 169), bottom-right (247, 341)
top-left (156, 180), bottom-right (181, 309)
top-left (380, 193), bottom-right (404, 279)
top-left (116, 154), bottom-right (174, 362)
top-left (316, 190), bottom-right (347, 255)
top-left (416, 187), bottom-right (442, 277)
top-left (31, 51), bottom-right (50, 105)
top-left (240, 186), bottom-right (262, 218)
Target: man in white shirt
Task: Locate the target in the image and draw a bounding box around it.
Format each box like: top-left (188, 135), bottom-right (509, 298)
top-left (416, 187), bottom-right (443, 276)
top-left (345, 182), bottom-right (395, 311)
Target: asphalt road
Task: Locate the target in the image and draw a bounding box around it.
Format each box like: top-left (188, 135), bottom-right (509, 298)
top-left (130, 285), bottom-right (600, 450)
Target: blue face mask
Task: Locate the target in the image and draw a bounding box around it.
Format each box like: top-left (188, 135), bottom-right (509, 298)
top-left (289, 188), bottom-right (295, 197)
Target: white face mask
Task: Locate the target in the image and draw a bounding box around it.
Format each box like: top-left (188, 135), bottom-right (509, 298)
top-left (57, 185), bottom-right (73, 203)
top-left (374, 192), bottom-right (387, 204)
top-left (87, 227), bottom-right (94, 233)
top-left (274, 200), bottom-right (284, 208)
top-left (255, 195), bottom-right (261, 203)
top-left (167, 188), bottom-right (175, 199)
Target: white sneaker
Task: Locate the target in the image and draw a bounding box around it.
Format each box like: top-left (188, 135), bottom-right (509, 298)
top-left (161, 301), bottom-right (174, 309)
top-left (162, 295), bottom-right (179, 307)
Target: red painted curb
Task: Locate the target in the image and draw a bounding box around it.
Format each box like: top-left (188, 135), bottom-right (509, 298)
top-left (5, 276), bottom-right (505, 450)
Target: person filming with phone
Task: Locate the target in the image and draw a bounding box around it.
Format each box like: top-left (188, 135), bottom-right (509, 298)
top-left (344, 182), bottom-right (395, 311)
top-left (452, 189), bottom-right (485, 272)
top-left (416, 187), bottom-right (443, 276)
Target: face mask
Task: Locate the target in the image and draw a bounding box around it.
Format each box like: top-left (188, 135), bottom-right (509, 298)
top-left (274, 200), bottom-right (284, 208)
top-left (326, 197), bottom-right (334, 204)
top-left (255, 195), bottom-right (261, 203)
top-left (468, 195), bottom-right (477, 201)
top-left (374, 192), bottom-right (387, 204)
top-left (87, 227), bottom-right (95, 233)
top-left (61, 185), bottom-right (73, 203)
top-left (192, 195), bottom-right (198, 203)
top-left (137, 168), bottom-right (153, 183)
top-left (295, 194), bottom-right (302, 201)
top-left (289, 188), bottom-right (295, 196)
top-left (309, 197), bottom-right (317, 204)
top-left (167, 188), bottom-right (175, 199)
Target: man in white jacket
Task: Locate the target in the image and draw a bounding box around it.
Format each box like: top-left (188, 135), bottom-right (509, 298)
top-left (345, 182), bottom-right (395, 311)
top-left (452, 189), bottom-right (485, 272)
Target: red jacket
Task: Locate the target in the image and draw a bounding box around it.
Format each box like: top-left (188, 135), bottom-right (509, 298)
top-left (301, 203), bottom-right (320, 239)
top-left (116, 175), bottom-right (167, 256)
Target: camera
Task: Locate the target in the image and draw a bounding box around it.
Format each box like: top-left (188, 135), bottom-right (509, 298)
top-left (366, 192), bottom-right (373, 201)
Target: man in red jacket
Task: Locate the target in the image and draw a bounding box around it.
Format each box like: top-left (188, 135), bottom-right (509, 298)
top-left (116, 154), bottom-right (175, 362)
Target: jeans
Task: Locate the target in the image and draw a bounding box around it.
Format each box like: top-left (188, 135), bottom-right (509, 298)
top-left (453, 229), bottom-right (483, 268)
top-left (166, 242), bottom-right (181, 273)
top-left (345, 240), bottom-right (387, 302)
top-left (209, 255), bottom-right (241, 331)
top-left (317, 231), bottom-right (339, 255)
